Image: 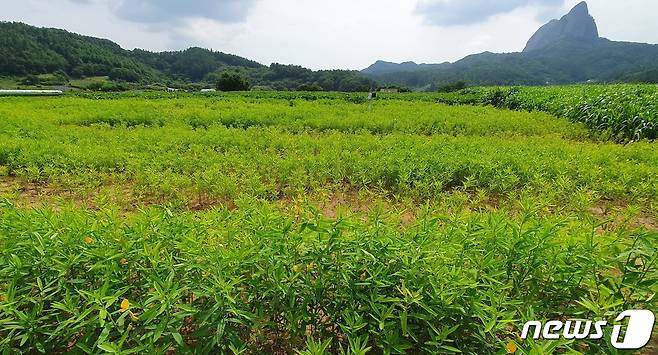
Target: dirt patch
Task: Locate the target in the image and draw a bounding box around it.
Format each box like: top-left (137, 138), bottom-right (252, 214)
top-left (587, 198), bottom-right (632, 217)
top-left (319, 190), bottom-right (371, 219)
top-left (400, 211), bottom-right (417, 225)
top-left (274, 190), bottom-right (424, 227)
top-left (635, 216), bottom-right (658, 232)
top-left (0, 176), bottom-right (19, 192)
top-left (1, 176), bottom-right (74, 209)
top-left (587, 206), bottom-right (607, 220)
top-left (317, 191), bottom-right (425, 228)
top-left (587, 200), bottom-right (658, 232)
top-left (1, 176), bottom-right (258, 214)
top-left (187, 193), bottom-right (237, 211)
top-left (1, 176), bottom-right (143, 212)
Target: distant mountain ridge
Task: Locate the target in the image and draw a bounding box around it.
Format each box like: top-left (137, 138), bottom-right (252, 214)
top-left (362, 1), bottom-right (658, 88)
top-left (361, 60), bottom-right (448, 75)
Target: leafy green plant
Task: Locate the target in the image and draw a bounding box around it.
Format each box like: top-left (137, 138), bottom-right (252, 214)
top-left (0, 89), bottom-right (656, 353)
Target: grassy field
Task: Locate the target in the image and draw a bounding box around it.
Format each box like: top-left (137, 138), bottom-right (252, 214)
top-left (0, 76), bottom-right (19, 89)
top-left (0, 90), bottom-right (656, 353)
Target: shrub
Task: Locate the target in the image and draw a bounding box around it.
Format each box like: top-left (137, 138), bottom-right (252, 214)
top-left (216, 71), bottom-right (250, 91)
top-left (296, 83), bottom-right (323, 92)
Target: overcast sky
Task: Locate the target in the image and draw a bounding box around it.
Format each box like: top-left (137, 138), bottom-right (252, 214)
top-left (2, 0), bottom-right (657, 70)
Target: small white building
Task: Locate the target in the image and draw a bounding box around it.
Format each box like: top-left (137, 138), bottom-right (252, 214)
top-left (200, 88), bottom-right (217, 93)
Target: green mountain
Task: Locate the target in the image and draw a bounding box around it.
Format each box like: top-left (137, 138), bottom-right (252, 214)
top-left (0, 22), bottom-right (160, 81)
top-left (0, 22), bottom-right (374, 91)
top-left (362, 1), bottom-right (658, 89)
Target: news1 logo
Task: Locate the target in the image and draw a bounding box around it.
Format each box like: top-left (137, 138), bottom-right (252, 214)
top-left (520, 310), bottom-right (655, 349)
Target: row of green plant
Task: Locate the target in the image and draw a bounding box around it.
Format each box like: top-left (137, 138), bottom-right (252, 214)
top-left (1, 199), bottom-right (656, 353)
top-left (42, 95), bottom-right (580, 136)
top-left (65, 84), bottom-right (658, 142)
top-left (433, 84), bottom-right (658, 141)
top-left (1, 97), bottom-right (657, 205)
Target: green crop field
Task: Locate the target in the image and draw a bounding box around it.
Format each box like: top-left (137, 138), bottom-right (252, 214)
top-left (0, 88), bottom-right (657, 354)
top-left (433, 84), bottom-right (658, 142)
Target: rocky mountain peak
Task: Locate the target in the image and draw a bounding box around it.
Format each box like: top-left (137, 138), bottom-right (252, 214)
top-left (568, 1), bottom-right (590, 17)
top-left (523, 1), bottom-right (599, 52)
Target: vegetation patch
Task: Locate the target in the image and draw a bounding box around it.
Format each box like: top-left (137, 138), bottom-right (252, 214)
top-left (433, 84), bottom-right (658, 141)
top-left (0, 91), bottom-right (656, 353)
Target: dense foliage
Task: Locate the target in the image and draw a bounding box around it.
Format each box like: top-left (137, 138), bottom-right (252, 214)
top-left (433, 84), bottom-right (658, 141)
top-left (0, 22), bottom-right (374, 92)
top-left (0, 92), bottom-right (657, 353)
top-left (2, 202), bottom-right (655, 354)
top-left (130, 47), bottom-right (263, 82)
top-left (0, 22), bottom-right (159, 82)
top-left (216, 72), bottom-right (251, 92)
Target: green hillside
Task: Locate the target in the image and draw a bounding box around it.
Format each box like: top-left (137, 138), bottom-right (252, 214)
top-left (0, 22), bottom-right (374, 91)
top-left (0, 22), bottom-right (160, 81)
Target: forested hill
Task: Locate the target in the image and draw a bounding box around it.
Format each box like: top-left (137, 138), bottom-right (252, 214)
top-left (0, 22), bottom-right (160, 81)
top-left (0, 22), bottom-right (374, 91)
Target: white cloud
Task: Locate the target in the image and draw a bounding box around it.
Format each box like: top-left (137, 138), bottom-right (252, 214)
top-left (111, 0), bottom-right (257, 24)
top-left (415, 0), bottom-right (565, 26)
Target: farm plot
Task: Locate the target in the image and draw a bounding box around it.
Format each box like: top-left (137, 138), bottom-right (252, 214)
top-left (0, 93), bottom-right (656, 354)
top-left (432, 84), bottom-right (658, 142)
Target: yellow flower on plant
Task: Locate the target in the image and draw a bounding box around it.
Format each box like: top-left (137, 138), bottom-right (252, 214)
top-left (84, 236), bottom-right (95, 245)
top-left (306, 262), bottom-right (317, 271)
top-left (119, 298), bottom-right (139, 320)
top-left (292, 264), bottom-right (302, 273)
top-left (119, 298), bottom-right (130, 313)
top-left (505, 341), bottom-right (518, 354)
top-left (120, 258), bottom-right (128, 265)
